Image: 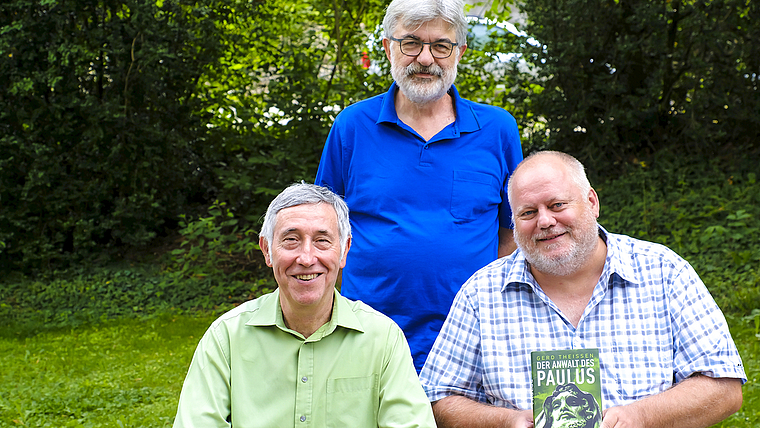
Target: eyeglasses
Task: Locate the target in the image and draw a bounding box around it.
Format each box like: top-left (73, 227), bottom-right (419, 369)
top-left (388, 37), bottom-right (459, 59)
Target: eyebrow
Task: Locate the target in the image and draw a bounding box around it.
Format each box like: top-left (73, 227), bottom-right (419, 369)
top-left (515, 198), bottom-right (567, 213)
top-left (279, 228), bottom-right (333, 236)
top-left (399, 34), bottom-right (455, 43)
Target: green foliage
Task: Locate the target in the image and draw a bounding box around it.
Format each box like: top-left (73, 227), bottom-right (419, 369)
top-left (509, 0), bottom-right (760, 175)
top-left (0, 0), bottom-right (235, 270)
top-left (597, 155), bottom-right (760, 314)
top-left (166, 201), bottom-right (261, 280)
top-left (0, 263), bottom-right (271, 336)
top-left (160, 200), bottom-right (275, 308)
top-left (197, 0), bottom-right (391, 215)
top-left (193, 0), bottom-right (523, 217)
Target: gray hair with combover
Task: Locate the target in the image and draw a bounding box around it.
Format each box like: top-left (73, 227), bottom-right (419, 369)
top-left (382, 0), bottom-right (468, 48)
top-left (259, 182), bottom-right (352, 258)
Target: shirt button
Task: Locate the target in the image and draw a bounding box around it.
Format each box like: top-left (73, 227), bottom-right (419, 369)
top-left (424, 145), bottom-right (429, 149)
top-left (300, 415), bottom-right (306, 422)
top-left (301, 376), bottom-right (308, 383)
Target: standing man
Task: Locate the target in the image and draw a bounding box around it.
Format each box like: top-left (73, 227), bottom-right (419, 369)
top-left (316, 0), bottom-right (522, 372)
top-left (173, 183), bottom-right (436, 428)
top-left (420, 151), bottom-right (746, 428)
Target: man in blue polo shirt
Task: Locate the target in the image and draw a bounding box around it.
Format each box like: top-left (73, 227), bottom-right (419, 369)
top-left (315, 0), bottom-right (522, 372)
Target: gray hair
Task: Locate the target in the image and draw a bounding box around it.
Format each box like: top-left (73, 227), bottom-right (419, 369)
top-left (382, 0), bottom-right (468, 47)
top-left (507, 151), bottom-right (592, 210)
top-left (259, 183), bottom-right (351, 258)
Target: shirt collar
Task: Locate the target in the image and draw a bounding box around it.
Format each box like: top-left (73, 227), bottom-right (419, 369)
top-left (599, 225), bottom-right (642, 286)
top-left (501, 250), bottom-right (534, 293)
top-left (377, 82), bottom-right (481, 134)
top-left (245, 288), bottom-right (365, 340)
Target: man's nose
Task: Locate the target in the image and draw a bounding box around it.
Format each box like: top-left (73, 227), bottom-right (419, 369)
top-left (536, 207), bottom-right (556, 229)
top-left (296, 242), bottom-right (317, 266)
top-left (416, 44), bottom-right (435, 66)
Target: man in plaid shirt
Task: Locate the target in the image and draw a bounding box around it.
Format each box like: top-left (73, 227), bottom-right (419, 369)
top-left (420, 151), bottom-right (746, 428)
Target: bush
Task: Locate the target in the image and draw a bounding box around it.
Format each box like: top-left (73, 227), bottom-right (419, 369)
top-left (511, 0), bottom-right (760, 176)
top-left (0, 0), bottom-right (232, 270)
top-left (597, 154), bottom-right (760, 314)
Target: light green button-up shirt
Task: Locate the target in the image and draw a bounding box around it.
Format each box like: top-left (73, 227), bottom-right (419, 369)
top-left (173, 289), bottom-right (436, 428)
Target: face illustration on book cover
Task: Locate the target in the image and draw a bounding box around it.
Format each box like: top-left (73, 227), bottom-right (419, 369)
top-left (534, 383), bottom-right (601, 428)
top-left (531, 348), bottom-right (603, 428)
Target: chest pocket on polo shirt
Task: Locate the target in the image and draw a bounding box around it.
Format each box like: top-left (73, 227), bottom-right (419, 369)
top-left (451, 170), bottom-right (502, 221)
top-left (326, 374), bottom-right (378, 427)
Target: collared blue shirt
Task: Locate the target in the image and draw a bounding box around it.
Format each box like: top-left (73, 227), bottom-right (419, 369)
top-left (419, 227), bottom-right (746, 409)
top-left (316, 82), bottom-right (522, 371)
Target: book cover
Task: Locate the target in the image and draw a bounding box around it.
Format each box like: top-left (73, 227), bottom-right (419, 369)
top-left (531, 348), bottom-right (602, 428)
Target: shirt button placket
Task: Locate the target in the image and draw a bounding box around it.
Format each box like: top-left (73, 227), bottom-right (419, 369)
top-left (420, 143), bottom-right (433, 165)
top-left (295, 342), bottom-right (314, 425)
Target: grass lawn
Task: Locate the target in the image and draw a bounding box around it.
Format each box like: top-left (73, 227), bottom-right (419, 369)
top-left (1, 311), bottom-right (757, 427)
top-left (0, 314), bottom-right (216, 428)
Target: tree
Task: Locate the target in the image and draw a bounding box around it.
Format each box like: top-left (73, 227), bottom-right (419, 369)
top-left (507, 0), bottom-right (760, 177)
top-left (197, 0), bottom-right (390, 212)
top-left (0, 0), bottom-right (237, 269)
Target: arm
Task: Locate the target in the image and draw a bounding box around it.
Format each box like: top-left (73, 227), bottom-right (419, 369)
top-left (498, 227), bottom-right (516, 258)
top-left (498, 113), bottom-right (522, 260)
top-left (377, 324), bottom-right (437, 428)
top-left (315, 119), bottom-right (345, 195)
top-left (601, 374), bottom-right (742, 428)
top-left (173, 328), bottom-right (232, 428)
top-left (432, 395), bottom-right (533, 428)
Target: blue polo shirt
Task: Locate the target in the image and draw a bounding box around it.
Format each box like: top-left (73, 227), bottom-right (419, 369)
top-left (316, 82), bottom-right (522, 371)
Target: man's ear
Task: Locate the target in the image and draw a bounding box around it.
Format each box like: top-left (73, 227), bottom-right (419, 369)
top-left (259, 236), bottom-right (272, 267)
top-left (340, 237), bottom-right (352, 268)
top-left (457, 43), bottom-right (467, 59)
top-left (382, 38), bottom-right (392, 63)
top-left (588, 188), bottom-right (601, 218)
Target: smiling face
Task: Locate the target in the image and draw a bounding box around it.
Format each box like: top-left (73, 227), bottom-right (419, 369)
top-left (259, 202), bottom-right (349, 321)
top-left (384, 18), bottom-right (466, 104)
top-left (510, 155), bottom-right (600, 277)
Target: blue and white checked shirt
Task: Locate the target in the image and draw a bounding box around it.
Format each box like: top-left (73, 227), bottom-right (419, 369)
top-left (419, 227), bottom-right (746, 410)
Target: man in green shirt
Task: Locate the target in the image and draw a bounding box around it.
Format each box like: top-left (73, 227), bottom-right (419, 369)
top-left (173, 183), bottom-right (436, 428)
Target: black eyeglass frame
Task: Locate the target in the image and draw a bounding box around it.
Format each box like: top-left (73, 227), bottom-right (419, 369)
top-left (388, 36), bottom-right (460, 59)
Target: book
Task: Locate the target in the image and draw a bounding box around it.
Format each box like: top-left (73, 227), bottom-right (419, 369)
top-left (531, 348), bottom-right (603, 428)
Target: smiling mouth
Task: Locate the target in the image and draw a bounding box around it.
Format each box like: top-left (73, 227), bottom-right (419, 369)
top-left (295, 273), bottom-right (320, 281)
top-left (537, 232), bottom-right (566, 242)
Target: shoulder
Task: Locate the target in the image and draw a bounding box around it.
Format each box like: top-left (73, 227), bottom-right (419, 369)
top-left (333, 92), bottom-right (388, 124)
top-left (608, 231), bottom-right (685, 266)
top-left (208, 292), bottom-right (275, 332)
top-left (344, 296), bottom-right (397, 324)
top-left (459, 254), bottom-right (524, 299)
top-left (605, 230), bottom-right (697, 290)
top-left (459, 95), bottom-right (517, 124)
top-left (340, 295), bottom-right (405, 336)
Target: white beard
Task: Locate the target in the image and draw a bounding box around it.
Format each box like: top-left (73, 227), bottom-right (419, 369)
top-left (515, 208), bottom-right (600, 277)
top-left (390, 49), bottom-right (458, 104)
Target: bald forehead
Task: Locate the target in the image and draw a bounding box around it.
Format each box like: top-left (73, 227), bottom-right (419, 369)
top-left (510, 154), bottom-right (565, 190)
top-left (508, 154), bottom-right (585, 215)
top-left (514, 152), bottom-right (565, 176)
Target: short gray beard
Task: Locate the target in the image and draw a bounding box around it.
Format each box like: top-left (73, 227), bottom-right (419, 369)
top-left (515, 210), bottom-right (600, 277)
top-left (390, 49), bottom-right (458, 104)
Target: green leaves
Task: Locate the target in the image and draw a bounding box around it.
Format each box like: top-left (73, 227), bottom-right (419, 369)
top-left (597, 158), bottom-right (760, 314)
top-left (509, 0), bottom-right (760, 175)
top-left (0, 0), bottom-right (236, 270)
